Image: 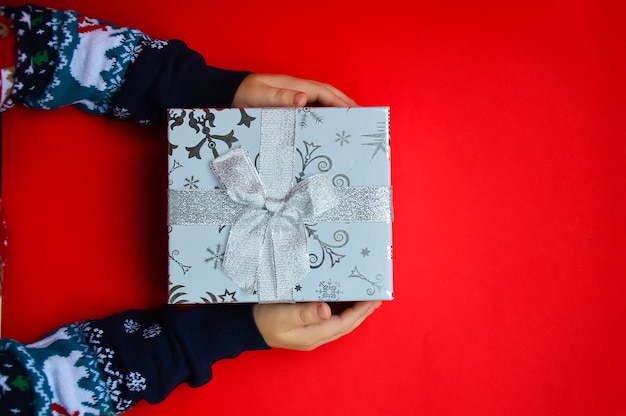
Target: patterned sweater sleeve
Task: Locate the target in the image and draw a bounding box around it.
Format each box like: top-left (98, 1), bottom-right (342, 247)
top-left (0, 5), bottom-right (267, 415)
top-left (0, 4), bottom-right (250, 123)
top-left (0, 305), bottom-right (269, 416)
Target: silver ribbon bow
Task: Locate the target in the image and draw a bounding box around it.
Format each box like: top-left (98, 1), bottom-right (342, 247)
top-left (211, 144), bottom-right (338, 302)
top-left (169, 108), bottom-right (392, 302)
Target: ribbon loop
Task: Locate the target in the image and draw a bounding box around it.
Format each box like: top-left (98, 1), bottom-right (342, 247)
top-left (210, 147), bottom-right (265, 208)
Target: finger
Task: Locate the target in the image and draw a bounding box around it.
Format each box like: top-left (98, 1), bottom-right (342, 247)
top-left (232, 76), bottom-right (303, 107)
top-left (302, 302), bottom-right (377, 349)
top-left (317, 302), bottom-right (332, 320)
top-left (265, 86), bottom-right (309, 107)
top-left (292, 91), bottom-right (308, 107)
top-left (295, 302), bottom-right (331, 326)
top-left (274, 86), bottom-right (354, 107)
top-left (325, 301), bottom-right (380, 337)
top-left (297, 83), bottom-right (357, 107)
top-left (266, 75), bottom-right (356, 107)
top-left (294, 301), bottom-right (381, 350)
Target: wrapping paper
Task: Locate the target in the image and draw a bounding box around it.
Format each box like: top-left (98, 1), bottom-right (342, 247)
top-left (167, 107), bottom-right (393, 303)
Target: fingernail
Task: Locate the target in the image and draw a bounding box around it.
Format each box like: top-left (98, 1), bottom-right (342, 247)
top-left (293, 92), bottom-right (307, 106)
top-left (317, 303), bottom-right (331, 319)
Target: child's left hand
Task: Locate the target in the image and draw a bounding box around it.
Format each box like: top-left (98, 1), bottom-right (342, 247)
top-left (232, 74), bottom-right (357, 107)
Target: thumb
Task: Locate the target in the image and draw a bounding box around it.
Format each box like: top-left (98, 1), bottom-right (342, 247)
top-left (297, 302), bottom-right (332, 326)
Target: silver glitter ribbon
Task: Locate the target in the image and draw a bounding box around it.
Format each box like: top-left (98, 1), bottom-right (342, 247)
top-left (169, 108), bottom-right (392, 302)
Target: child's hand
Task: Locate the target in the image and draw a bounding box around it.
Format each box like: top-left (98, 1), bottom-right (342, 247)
top-left (252, 301), bottom-right (381, 351)
top-left (232, 74), bottom-right (357, 108)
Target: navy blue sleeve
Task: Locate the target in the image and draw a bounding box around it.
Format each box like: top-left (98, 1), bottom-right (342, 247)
top-left (108, 38), bottom-right (251, 124)
top-left (79, 305), bottom-right (269, 413)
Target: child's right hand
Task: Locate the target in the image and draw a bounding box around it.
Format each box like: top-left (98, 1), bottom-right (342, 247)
top-left (232, 74), bottom-right (357, 108)
top-left (252, 301), bottom-right (381, 351)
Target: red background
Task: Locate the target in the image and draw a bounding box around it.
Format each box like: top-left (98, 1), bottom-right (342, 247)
top-left (2, 1), bottom-right (626, 415)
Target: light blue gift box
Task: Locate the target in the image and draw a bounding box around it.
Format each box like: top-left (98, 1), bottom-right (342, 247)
top-left (167, 107), bottom-right (393, 303)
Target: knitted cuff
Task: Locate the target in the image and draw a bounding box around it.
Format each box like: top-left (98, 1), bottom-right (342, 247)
top-left (109, 38), bottom-right (251, 124)
top-left (79, 306), bottom-right (267, 410)
top-left (175, 304), bottom-right (270, 388)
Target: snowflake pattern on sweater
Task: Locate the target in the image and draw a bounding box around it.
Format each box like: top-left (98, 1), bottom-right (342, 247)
top-left (80, 319), bottom-right (149, 414)
top-left (2, 312), bottom-right (187, 415)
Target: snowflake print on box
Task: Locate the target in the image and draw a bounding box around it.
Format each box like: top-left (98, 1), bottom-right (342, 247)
top-left (316, 279), bottom-right (343, 300)
top-left (204, 243), bottom-right (224, 269)
top-left (336, 130), bottom-right (351, 145)
top-left (167, 107), bottom-right (393, 303)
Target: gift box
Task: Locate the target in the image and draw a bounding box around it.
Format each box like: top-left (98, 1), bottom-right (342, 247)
top-left (167, 107), bottom-right (393, 303)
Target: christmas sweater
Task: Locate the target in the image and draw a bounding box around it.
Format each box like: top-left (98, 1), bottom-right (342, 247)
top-left (0, 306), bottom-right (269, 416)
top-left (0, 3), bottom-right (250, 122)
top-left (0, 4), bottom-right (269, 416)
